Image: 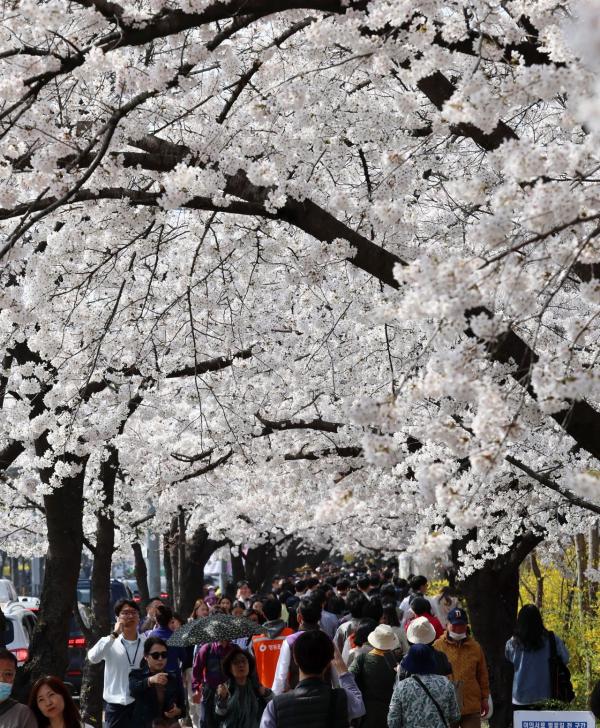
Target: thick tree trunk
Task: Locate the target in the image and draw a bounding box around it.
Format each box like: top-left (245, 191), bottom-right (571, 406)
top-left (229, 538), bottom-right (330, 597)
top-left (177, 508), bottom-right (186, 606)
top-left (243, 542), bottom-right (278, 594)
top-left (589, 524), bottom-right (599, 605)
top-left (132, 542), bottom-right (150, 604)
top-left (529, 551), bottom-right (544, 610)
top-left (80, 445), bottom-right (118, 726)
top-left (19, 457), bottom-right (86, 695)
top-left (457, 533), bottom-right (542, 728)
top-left (167, 516), bottom-right (180, 607)
top-left (164, 531), bottom-right (174, 603)
top-left (178, 525), bottom-right (226, 617)
top-left (230, 545), bottom-right (246, 595)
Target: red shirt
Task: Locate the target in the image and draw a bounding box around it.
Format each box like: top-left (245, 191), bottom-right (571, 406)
top-left (406, 613), bottom-right (445, 640)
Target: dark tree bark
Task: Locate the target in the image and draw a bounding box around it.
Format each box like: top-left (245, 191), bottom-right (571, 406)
top-left (230, 545), bottom-right (245, 595)
top-left (132, 542), bottom-right (150, 605)
top-left (167, 516), bottom-right (180, 607)
top-left (456, 533), bottom-right (543, 728)
top-left (237, 538), bottom-right (331, 594)
top-left (243, 542), bottom-right (278, 594)
top-left (163, 531), bottom-right (174, 604)
top-left (80, 444), bottom-right (119, 726)
top-left (18, 452), bottom-right (87, 694)
top-left (178, 524), bottom-right (226, 617)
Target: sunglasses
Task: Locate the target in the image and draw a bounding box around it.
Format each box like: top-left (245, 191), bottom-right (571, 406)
top-left (148, 652), bottom-right (168, 660)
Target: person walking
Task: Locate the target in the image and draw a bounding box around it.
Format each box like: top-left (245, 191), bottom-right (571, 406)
top-left (388, 644), bottom-right (460, 728)
top-left (430, 588), bottom-right (459, 628)
top-left (148, 605), bottom-right (185, 678)
top-left (0, 649), bottom-right (37, 728)
top-left (349, 624), bottom-right (398, 727)
top-left (271, 597), bottom-right (322, 695)
top-left (192, 640), bottom-right (234, 728)
top-left (396, 617), bottom-right (451, 680)
top-left (345, 619), bottom-right (377, 669)
top-left (87, 598), bottom-right (146, 728)
top-left (405, 598), bottom-right (444, 640)
top-left (214, 648), bottom-right (271, 727)
top-left (141, 596), bottom-right (166, 633)
top-left (259, 630), bottom-right (365, 727)
top-left (333, 591), bottom-right (368, 653)
top-left (399, 577), bottom-right (428, 628)
top-left (29, 675), bottom-right (93, 727)
top-left (129, 637), bottom-right (186, 727)
top-left (433, 608), bottom-right (489, 728)
top-left (505, 604), bottom-right (570, 710)
top-left (250, 599), bottom-right (293, 689)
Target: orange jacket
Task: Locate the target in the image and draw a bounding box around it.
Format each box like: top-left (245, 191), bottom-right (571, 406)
top-left (433, 633), bottom-right (490, 715)
top-left (251, 628), bottom-right (294, 688)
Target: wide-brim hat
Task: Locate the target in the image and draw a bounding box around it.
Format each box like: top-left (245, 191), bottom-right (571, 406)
top-left (400, 644), bottom-right (437, 675)
top-left (367, 624), bottom-right (399, 651)
top-left (407, 616), bottom-right (436, 645)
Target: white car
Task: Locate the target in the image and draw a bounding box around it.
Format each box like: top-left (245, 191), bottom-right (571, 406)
top-left (0, 579), bottom-right (17, 603)
top-left (1, 601), bottom-right (37, 665)
top-left (17, 596), bottom-right (40, 613)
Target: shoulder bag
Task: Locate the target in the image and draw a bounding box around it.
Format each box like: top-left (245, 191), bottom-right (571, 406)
top-left (411, 675), bottom-right (450, 728)
top-left (548, 631), bottom-right (575, 703)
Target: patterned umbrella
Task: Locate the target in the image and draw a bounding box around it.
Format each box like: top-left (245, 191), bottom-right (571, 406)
top-left (165, 619), bottom-right (197, 647)
top-left (167, 613), bottom-right (264, 647)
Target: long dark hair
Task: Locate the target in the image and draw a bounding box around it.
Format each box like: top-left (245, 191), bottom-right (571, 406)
top-left (29, 676), bottom-right (83, 728)
top-left (513, 604), bottom-right (547, 650)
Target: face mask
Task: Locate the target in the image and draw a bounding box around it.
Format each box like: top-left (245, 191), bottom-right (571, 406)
top-left (0, 681), bottom-right (12, 702)
top-left (449, 630), bottom-right (467, 641)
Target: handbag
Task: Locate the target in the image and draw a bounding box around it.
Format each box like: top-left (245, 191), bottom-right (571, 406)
top-left (548, 631), bottom-right (575, 703)
top-left (412, 675), bottom-right (450, 728)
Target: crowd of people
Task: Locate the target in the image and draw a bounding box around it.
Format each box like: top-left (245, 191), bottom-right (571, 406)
top-left (0, 569), bottom-right (575, 728)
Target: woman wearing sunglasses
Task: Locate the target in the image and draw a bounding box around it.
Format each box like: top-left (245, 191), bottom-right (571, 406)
top-left (129, 637), bottom-right (186, 727)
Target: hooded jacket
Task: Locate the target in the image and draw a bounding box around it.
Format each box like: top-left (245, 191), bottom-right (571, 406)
top-left (433, 633), bottom-right (489, 715)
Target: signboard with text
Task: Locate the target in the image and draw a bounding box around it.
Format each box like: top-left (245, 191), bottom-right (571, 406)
top-left (515, 710), bottom-right (596, 728)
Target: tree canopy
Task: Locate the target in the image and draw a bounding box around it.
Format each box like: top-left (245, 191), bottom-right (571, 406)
top-left (1, 0), bottom-right (600, 573)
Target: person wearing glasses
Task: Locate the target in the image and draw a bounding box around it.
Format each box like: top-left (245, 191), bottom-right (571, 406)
top-left (88, 599), bottom-right (147, 728)
top-left (129, 637), bottom-right (186, 728)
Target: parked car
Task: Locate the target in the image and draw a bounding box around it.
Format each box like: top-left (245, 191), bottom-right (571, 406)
top-left (1, 600), bottom-right (36, 665)
top-left (76, 578), bottom-right (132, 622)
top-left (18, 596), bottom-right (40, 613)
top-left (65, 602), bottom-right (91, 694)
top-left (0, 579), bottom-right (18, 603)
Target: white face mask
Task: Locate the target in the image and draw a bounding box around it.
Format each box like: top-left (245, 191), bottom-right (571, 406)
top-left (449, 630), bottom-right (467, 641)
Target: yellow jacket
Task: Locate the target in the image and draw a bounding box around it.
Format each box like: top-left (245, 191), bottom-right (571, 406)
top-left (433, 633), bottom-right (490, 715)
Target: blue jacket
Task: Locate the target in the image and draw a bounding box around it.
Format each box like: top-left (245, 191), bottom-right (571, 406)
top-left (505, 633), bottom-right (569, 704)
top-left (147, 626), bottom-right (186, 675)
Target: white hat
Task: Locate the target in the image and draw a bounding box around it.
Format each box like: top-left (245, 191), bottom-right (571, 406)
top-left (406, 616), bottom-right (436, 645)
top-left (367, 624), bottom-right (400, 651)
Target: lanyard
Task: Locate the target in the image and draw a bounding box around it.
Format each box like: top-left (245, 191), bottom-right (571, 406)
top-left (121, 637), bottom-right (141, 667)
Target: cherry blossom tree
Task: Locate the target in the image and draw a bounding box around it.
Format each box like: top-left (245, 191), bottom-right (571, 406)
top-left (1, 0), bottom-right (600, 723)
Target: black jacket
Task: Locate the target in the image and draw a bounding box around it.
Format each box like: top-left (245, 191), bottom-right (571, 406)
top-left (129, 664), bottom-right (186, 728)
top-left (272, 677), bottom-right (348, 728)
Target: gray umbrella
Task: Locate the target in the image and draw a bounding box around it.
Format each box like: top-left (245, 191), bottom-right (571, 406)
top-left (167, 613), bottom-right (264, 647)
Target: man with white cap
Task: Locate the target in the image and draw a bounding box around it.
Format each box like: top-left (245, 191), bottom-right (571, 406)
top-left (349, 624), bottom-right (399, 727)
top-left (395, 617), bottom-right (452, 682)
